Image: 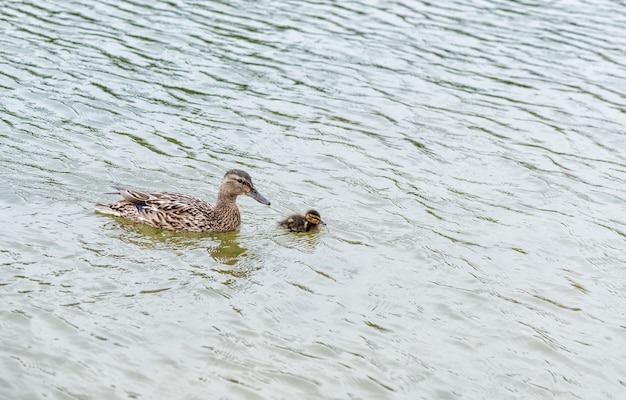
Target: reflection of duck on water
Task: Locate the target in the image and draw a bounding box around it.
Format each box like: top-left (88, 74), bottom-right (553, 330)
top-left (208, 231), bottom-right (246, 266)
top-left (279, 209), bottom-right (326, 232)
top-left (95, 169), bottom-right (270, 232)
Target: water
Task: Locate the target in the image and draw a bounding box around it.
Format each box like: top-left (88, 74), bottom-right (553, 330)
top-left (1, 0), bottom-right (625, 398)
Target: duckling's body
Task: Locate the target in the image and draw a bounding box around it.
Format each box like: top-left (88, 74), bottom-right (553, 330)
top-left (279, 209), bottom-right (326, 232)
top-left (95, 169), bottom-right (270, 232)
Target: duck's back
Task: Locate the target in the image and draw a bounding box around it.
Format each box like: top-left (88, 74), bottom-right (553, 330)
top-left (279, 214), bottom-right (308, 232)
top-left (95, 191), bottom-right (240, 232)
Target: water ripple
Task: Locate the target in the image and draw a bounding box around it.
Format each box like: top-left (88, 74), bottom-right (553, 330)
top-left (1, 0), bottom-right (626, 398)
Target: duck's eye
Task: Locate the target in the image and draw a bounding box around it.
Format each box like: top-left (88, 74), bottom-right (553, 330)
top-left (306, 214), bottom-right (320, 223)
top-left (237, 178), bottom-right (244, 184)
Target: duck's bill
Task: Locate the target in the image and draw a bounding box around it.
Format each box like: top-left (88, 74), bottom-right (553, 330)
top-left (319, 219), bottom-right (327, 226)
top-left (248, 188), bottom-right (271, 205)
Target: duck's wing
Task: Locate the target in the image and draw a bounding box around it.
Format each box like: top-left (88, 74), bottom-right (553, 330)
top-left (279, 214), bottom-right (306, 232)
top-left (114, 189), bottom-right (211, 213)
top-left (99, 189), bottom-right (215, 231)
top-left (112, 187), bottom-right (170, 205)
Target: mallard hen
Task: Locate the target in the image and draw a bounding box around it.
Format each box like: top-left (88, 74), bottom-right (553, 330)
top-left (95, 169), bottom-right (270, 232)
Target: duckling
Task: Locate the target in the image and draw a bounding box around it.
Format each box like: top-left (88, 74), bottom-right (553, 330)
top-left (94, 169), bottom-right (270, 232)
top-left (279, 209), bottom-right (326, 232)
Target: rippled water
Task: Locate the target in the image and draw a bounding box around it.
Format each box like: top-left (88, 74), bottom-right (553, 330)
top-left (1, 0), bottom-right (625, 398)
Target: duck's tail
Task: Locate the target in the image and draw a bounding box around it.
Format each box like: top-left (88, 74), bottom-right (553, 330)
top-left (94, 203), bottom-right (119, 216)
top-left (105, 186), bottom-right (125, 195)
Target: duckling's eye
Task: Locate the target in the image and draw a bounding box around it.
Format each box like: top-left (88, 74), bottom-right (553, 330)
top-left (237, 178), bottom-right (244, 184)
top-left (306, 214), bottom-right (320, 223)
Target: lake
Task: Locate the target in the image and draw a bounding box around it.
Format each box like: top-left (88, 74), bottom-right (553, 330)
top-left (1, 0), bottom-right (625, 399)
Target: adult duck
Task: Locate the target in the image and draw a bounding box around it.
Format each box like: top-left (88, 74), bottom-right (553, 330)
top-left (95, 169), bottom-right (270, 232)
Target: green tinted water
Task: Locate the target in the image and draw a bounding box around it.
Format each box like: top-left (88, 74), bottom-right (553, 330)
top-left (1, 0), bottom-right (625, 398)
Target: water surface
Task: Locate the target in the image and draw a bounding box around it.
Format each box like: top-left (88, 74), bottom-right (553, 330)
top-left (1, 0), bottom-right (625, 399)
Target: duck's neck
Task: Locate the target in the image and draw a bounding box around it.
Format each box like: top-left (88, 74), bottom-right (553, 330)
top-left (215, 184), bottom-right (239, 206)
top-left (214, 191), bottom-right (241, 224)
top-left (304, 221), bottom-right (319, 232)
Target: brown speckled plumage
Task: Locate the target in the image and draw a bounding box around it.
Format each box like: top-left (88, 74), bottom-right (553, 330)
top-left (279, 209), bottom-right (326, 232)
top-left (95, 169), bottom-right (270, 232)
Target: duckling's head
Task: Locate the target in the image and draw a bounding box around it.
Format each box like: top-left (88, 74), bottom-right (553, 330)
top-left (305, 209), bottom-right (326, 226)
top-left (222, 169), bottom-right (271, 205)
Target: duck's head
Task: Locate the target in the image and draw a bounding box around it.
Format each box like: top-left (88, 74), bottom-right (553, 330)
top-left (305, 209), bottom-right (326, 226)
top-left (222, 169), bottom-right (271, 205)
